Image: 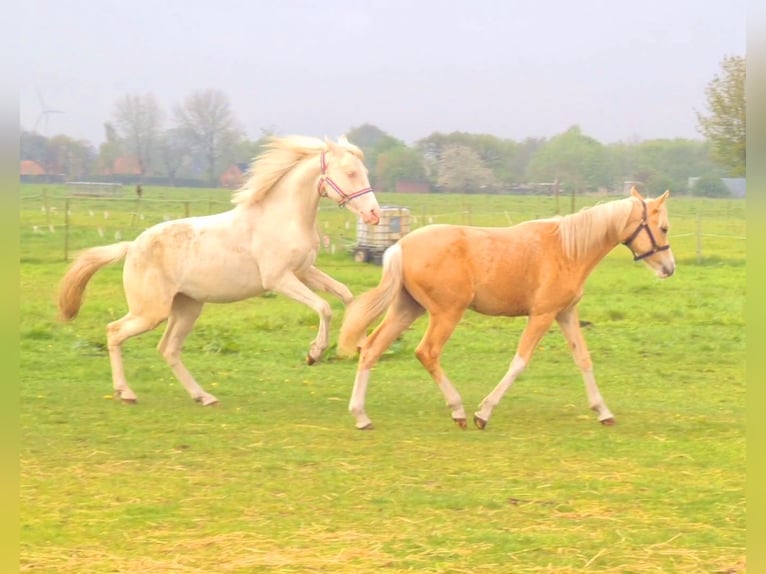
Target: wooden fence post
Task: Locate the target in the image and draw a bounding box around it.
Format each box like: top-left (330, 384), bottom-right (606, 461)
top-left (64, 198), bottom-right (70, 261)
top-left (43, 188), bottom-right (51, 228)
top-left (463, 202), bottom-right (472, 225)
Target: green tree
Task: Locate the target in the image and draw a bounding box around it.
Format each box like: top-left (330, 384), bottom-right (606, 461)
top-left (526, 126), bottom-right (611, 210)
top-left (513, 137), bottom-right (546, 183)
top-left (20, 130), bottom-right (51, 166)
top-left (346, 124), bottom-right (405, 182)
top-left (610, 138), bottom-right (714, 195)
top-left (374, 146), bottom-right (427, 192)
top-left (696, 55), bottom-right (746, 176)
top-left (345, 123), bottom-right (391, 150)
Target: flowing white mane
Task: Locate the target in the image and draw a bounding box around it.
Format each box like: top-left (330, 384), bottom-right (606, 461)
top-left (231, 135), bottom-right (364, 206)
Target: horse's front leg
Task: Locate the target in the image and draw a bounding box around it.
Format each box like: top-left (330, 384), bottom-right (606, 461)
top-left (300, 265), bottom-right (354, 305)
top-left (474, 313), bottom-right (556, 429)
top-left (269, 272), bottom-right (333, 365)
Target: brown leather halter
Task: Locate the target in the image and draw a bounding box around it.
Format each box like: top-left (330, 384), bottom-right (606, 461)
top-left (316, 151), bottom-right (374, 207)
top-left (622, 200), bottom-right (670, 261)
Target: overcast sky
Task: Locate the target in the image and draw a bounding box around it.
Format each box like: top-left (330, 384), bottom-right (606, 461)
top-left (19, 0), bottom-right (746, 147)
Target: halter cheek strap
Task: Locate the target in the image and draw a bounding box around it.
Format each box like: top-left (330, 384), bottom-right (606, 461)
top-left (317, 151), bottom-right (375, 207)
top-left (622, 201), bottom-right (670, 261)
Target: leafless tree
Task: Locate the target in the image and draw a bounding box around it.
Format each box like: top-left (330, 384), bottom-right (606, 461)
top-left (173, 89), bottom-right (243, 185)
top-left (158, 128), bottom-right (189, 187)
top-left (113, 93), bottom-right (164, 178)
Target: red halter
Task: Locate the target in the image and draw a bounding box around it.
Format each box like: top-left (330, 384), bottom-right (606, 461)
top-left (317, 151), bottom-right (374, 207)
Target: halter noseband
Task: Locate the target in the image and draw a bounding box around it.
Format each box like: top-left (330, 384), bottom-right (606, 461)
top-left (622, 200), bottom-right (670, 261)
top-left (317, 151), bottom-right (374, 207)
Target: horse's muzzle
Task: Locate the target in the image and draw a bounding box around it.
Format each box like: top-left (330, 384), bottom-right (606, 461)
top-left (363, 209), bottom-right (380, 225)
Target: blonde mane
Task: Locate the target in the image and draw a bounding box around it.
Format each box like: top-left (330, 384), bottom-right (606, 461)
top-left (231, 135), bottom-right (364, 206)
top-left (555, 196), bottom-right (636, 260)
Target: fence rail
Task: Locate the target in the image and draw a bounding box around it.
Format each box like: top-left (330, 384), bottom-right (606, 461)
top-left (20, 189), bottom-right (746, 265)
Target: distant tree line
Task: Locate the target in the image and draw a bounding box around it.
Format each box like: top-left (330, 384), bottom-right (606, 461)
top-left (21, 55), bottom-right (744, 198)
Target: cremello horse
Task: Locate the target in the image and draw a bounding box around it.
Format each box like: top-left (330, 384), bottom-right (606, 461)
top-left (338, 188), bottom-right (675, 429)
top-left (59, 135), bottom-right (380, 405)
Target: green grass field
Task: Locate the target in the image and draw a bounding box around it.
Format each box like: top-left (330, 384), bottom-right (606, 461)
top-left (20, 185), bottom-right (745, 573)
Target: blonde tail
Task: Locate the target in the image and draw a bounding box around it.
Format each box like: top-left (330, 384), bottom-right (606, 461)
top-left (58, 242), bottom-right (131, 321)
top-left (338, 244), bottom-right (405, 357)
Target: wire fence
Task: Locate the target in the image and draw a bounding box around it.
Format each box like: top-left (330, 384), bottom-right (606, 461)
top-left (19, 187), bottom-right (746, 265)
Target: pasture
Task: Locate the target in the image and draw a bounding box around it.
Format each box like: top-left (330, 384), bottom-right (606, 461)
top-left (20, 185), bottom-right (745, 573)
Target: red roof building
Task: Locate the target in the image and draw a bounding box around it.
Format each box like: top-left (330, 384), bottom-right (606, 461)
top-left (20, 160), bottom-right (45, 176)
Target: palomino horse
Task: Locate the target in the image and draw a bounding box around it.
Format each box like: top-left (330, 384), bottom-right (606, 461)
top-left (338, 188), bottom-right (674, 430)
top-left (59, 135), bottom-right (380, 405)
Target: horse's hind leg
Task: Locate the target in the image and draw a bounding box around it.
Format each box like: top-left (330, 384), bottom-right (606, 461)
top-left (414, 310), bottom-right (468, 428)
top-left (350, 292), bottom-right (424, 429)
top-left (556, 308), bottom-right (615, 425)
top-left (107, 313), bottom-right (165, 403)
top-left (157, 294), bottom-right (217, 406)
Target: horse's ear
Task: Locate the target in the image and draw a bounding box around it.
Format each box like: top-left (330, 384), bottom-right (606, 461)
top-left (630, 186), bottom-right (644, 201)
top-left (324, 136), bottom-right (343, 157)
top-left (649, 190), bottom-right (670, 211)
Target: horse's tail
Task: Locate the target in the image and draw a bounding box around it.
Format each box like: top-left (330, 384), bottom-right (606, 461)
top-left (58, 242), bottom-right (131, 321)
top-left (338, 243), bottom-right (405, 357)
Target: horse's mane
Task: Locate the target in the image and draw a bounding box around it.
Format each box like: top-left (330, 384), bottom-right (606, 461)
top-left (231, 135), bottom-right (364, 206)
top-left (554, 196), bottom-right (637, 260)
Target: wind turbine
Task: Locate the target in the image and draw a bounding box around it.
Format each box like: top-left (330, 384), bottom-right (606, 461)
top-left (33, 87), bottom-right (64, 135)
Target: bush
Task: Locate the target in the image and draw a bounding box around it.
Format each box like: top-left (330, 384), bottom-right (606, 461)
top-left (691, 175), bottom-right (730, 198)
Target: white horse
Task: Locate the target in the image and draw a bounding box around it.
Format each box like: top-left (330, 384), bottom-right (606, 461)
top-left (58, 135), bottom-right (380, 406)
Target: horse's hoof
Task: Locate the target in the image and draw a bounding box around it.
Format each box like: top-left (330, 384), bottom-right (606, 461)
top-left (114, 390), bottom-right (137, 404)
top-left (473, 415), bottom-right (487, 430)
top-left (195, 396), bottom-right (219, 406)
top-left (453, 418), bottom-right (467, 429)
top-left (600, 417), bottom-right (616, 426)
top-left (357, 422), bottom-right (374, 430)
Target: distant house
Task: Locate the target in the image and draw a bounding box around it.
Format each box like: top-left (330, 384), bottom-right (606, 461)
top-left (395, 180), bottom-right (431, 194)
top-left (110, 156), bottom-right (142, 176)
top-left (20, 160), bottom-right (45, 176)
top-left (20, 160), bottom-right (55, 183)
top-left (721, 178), bottom-right (746, 198)
top-left (687, 177), bottom-right (746, 198)
top-left (219, 162), bottom-right (250, 189)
